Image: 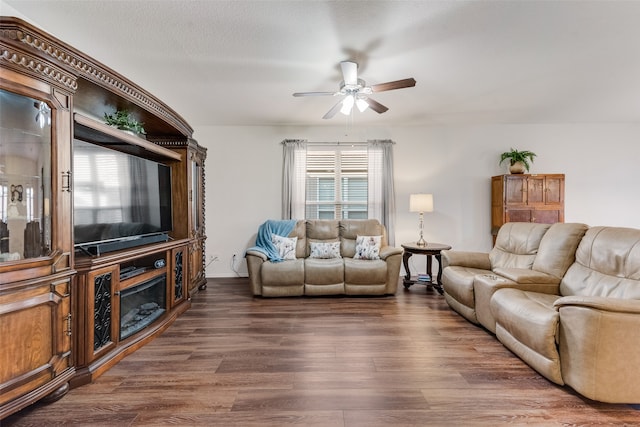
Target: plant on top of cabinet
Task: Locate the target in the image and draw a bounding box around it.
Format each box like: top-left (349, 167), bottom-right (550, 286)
top-left (103, 109), bottom-right (146, 135)
top-left (499, 148), bottom-right (536, 174)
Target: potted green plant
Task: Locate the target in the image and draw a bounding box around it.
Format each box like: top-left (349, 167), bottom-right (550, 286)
top-left (103, 109), bottom-right (146, 135)
top-left (499, 148), bottom-right (536, 174)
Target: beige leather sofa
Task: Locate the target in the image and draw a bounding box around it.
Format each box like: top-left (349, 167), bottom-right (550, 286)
top-left (441, 222), bottom-right (588, 333)
top-left (442, 223), bottom-right (640, 403)
top-left (246, 219), bottom-right (403, 297)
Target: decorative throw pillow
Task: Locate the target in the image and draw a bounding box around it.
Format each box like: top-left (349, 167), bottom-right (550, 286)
top-left (271, 233), bottom-right (297, 260)
top-left (353, 235), bottom-right (382, 260)
top-left (309, 241), bottom-right (342, 259)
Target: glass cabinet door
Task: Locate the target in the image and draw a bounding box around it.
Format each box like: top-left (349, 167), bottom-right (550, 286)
top-left (191, 159), bottom-right (201, 234)
top-left (0, 89), bottom-right (52, 262)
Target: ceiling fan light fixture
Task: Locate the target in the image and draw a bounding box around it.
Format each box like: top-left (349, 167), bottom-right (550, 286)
top-left (356, 97), bottom-right (369, 112)
top-left (340, 95), bottom-right (355, 115)
top-left (293, 60), bottom-right (415, 119)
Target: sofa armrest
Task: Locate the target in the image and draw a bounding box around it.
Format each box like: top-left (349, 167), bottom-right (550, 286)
top-left (554, 296), bottom-right (640, 314)
top-left (245, 249), bottom-right (268, 261)
top-left (245, 250), bottom-right (267, 295)
top-left (492, 268), bottom-right (560, 286)
top-left (380, 245), bottom-right (403, 261)
top-left (554, 295), bottom-right (640, 403)
top-left (441, 250), bottom-right (491, 270)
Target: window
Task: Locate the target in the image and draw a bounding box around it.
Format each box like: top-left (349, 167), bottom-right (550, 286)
top-left (305, 146), bottom-right (368, 220)
top-left (282, 140), bottom-right (396, 245)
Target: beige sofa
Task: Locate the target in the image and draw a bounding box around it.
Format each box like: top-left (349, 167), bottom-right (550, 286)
top-left (441, 222), bottom-right (588, 333)
top-left (246, 219), bottom-right (403, 297)
top-left (442, 223), bottom-right (640, 403)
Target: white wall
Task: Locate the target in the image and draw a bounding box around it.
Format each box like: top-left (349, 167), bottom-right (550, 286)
top-left (199, 123), bottom-right (640, 278)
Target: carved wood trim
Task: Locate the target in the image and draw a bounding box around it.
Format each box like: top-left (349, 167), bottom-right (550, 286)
top-left (1, 17), bottom-right (193, 137)
top-left (0, 42), bottom-right (77, 91)
top-left (152, 138), bottom-right (208, 155)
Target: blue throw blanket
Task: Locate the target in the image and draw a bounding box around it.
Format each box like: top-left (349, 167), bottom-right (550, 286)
top-left (246, 219), bottom-right (297, 262)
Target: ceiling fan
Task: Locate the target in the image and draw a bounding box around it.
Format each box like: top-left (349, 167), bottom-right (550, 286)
top-left (293, 61), bottom-right (416, 119)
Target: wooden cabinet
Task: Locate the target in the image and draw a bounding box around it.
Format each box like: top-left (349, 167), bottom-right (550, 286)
top-left (0, 37), bottom-right (75, 417)
top-left (492, 174), bottom-right (565, 236)
top-left (0, 275), bottom-right (74, 419)
top-left (72, 242), bottom-right (190, 387)
top-left (1, 17), bottom-right (204, 419)
top-left (155, 139), bottom-right (207, 294)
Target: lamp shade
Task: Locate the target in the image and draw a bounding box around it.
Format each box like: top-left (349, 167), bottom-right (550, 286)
top-left (355, 97), bottom-right (369, 112)
top-left (340, 95), bottom-right (355, 115)
top-left (410, 193), bottom-right (434, 213)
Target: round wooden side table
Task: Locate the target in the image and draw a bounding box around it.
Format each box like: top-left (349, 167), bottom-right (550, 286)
top-left (401, 242), bottom-right (452, 294)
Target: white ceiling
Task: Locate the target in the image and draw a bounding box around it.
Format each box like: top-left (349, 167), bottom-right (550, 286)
top-left (4, 0), bottom-right (640, 127)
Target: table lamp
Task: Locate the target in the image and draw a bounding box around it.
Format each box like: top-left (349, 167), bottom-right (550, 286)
top-left (409, 193), bottom-right (434, 247)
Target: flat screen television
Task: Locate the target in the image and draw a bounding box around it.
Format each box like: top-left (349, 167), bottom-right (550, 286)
top-left (73, 139), bottom-right (172, 253)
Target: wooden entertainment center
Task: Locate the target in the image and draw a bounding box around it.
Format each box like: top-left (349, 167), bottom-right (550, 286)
top-left (0, 18), bottom-right (206, 419)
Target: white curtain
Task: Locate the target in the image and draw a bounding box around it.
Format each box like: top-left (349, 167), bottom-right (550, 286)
top-left (283, 139), bottom-right (396, 244)
top-left (281, 139), bottom-right (307, 219)
top-left (368, 140), bottom-right (396, 246)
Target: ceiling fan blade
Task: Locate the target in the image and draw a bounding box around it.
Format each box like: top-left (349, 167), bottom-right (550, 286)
top-left (293, 91), bottom-right (336, 97)
top-left (322, 99), bottom-right (344, 119)
top-left (340, 61), bottom-right (358, 86)
top-left (370, 78), bottom-right (416, 92)
top-left (365, 98), bottom-right (389, 114)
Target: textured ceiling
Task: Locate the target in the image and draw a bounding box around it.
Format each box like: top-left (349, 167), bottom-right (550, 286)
top-left (4, 0), bottom-right (640, 127)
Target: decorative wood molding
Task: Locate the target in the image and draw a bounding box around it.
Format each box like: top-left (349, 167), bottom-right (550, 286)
top-left (0, 43), bottom-right (77, 90)
top-left (1, 18), bottom-right (193, 137)
top-left (153, 138), bottom-right (208, 155)
top-left (150, 139), bottom-right (191, 148)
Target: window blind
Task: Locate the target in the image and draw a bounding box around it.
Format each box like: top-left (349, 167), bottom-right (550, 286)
top-left (305, 146), bottom-right (368, 220)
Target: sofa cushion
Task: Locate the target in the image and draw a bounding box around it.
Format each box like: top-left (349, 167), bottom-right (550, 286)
top-left (344, 258), bottom-right (387, 285)
top-left (442, 266), bottom-right (492, 323)
top-left (304, 258), bottom-right (344, 285)
top-left (489, 222), bottom-right (551, 269)
top-left (353, 235), bottom-right (382, 260)
top-left (261, 259), bottom-right (304, 286)
top-left (560, 226), bottom-right (640, 299)
top-left (306, 220), bottom-right (340, 240)
top-left (309, 241), bottom-right (341, 259)
top-left (340, 220), bottom-right (387, 258)
top-left (491, 288), bottom-right (563, 384)
top-left (305, 220), bottom-right (340, 258)
top-left (532, 223), bottom-right (588, 279)
top-left (271, 234), bottom-right (297, 260)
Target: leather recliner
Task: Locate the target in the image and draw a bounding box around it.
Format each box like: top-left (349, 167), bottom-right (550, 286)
top-left (491, 226), bottom-right (640, 403)
top-left (441, 222), bottom-right (552, 329)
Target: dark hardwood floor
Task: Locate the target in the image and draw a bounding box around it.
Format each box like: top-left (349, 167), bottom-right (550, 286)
top-left (5, 278), bottom-right (639, 426)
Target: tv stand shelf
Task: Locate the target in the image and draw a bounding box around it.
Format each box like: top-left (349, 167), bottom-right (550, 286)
top-left (77, 233), bottom-right (170, 257)
top-left (74, 113), bottom-right (182, 161)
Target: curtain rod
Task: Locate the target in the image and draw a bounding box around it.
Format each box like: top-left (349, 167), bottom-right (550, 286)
top-left (306, 142), bottom-right (368, 146)
top-left (281, 140), bottom-right (394, 146)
